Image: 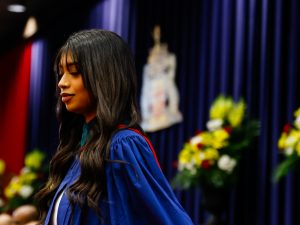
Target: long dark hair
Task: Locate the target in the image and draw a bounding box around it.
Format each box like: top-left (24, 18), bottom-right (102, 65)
top-left (35, 29), bottom-right (141, 222)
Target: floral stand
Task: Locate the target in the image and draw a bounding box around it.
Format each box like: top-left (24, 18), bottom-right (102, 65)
top-left (201, 186), bottom-right (229, 225)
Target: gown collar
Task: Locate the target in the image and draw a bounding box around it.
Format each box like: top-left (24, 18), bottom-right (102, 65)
top-left (80, 118), bottom-right (97, 147)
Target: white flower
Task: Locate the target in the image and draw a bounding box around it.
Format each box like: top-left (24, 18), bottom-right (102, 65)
top-left (206, 119), bottom-right (224, 131)
top-left (199, 152), bottom-right (205, 160)
top-left (190, 135), bottom-right (202, 146)
top-left (218, 155), bottom-right (237, 173)
top-left (284, 147), bottom-right (294, 156)
top-left (18, 185), bottom-right (34, 199)
top-left (285, 135), bottom-right (297, 147)
top-left (178, 161), bottom-right (196, 172)
top-left (295, 116), bottom-right (300, 129)
top-left (190, 168), bottom-right (197, 175)
top-left (178, 163), bottom-right (186, 171)
top-left (11, 176), bottom-right (19, 183)
top-left (20, 167), bottom-right (31, 175)
top-left (185, 162), bottom-right (195, 171)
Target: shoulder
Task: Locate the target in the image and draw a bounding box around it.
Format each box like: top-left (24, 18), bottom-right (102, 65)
top-left (109, 129), bottom-right (155, 161)
top-left (107, 128), bottom-right (162, 180)
top-left (111, 129), bottom-right (147, 147)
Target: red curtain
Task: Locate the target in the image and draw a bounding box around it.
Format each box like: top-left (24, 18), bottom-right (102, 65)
top-left (0, 43), bottom-right (32, 174)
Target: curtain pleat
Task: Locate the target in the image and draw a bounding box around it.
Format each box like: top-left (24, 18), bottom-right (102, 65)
top-left (233, 0), bottom-right (245, 99)
top-left (88, 0), bottom-right (135, 44)
top-left (27, 38), bottom-right (61, 157)
top-left (256, 0), bottom-right (269, 224)
top-left (284, 1), bottom-right (299, 225)
top-left (208, 0), bottom-right (220, 101)
top-left (245, 0), bottom-right (256, 115)
top-left (220, 0), bottom-right (233, 94)
top-left (28, 40), bottom-right (48, 150)
top-left (269, 1), bottom-right (282, 225)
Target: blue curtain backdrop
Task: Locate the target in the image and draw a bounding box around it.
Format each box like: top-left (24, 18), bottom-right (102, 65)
top-left (88, 0), bottom-right (136, 49)
top-left (134, 0), bottom-right (300, 225)
top-left (26, 0), bottom-right (300, 224)
top-left (27, 39), bottom-right (56, 153)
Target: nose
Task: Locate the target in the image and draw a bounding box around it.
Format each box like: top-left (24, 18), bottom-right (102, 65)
top-left (58, 74), bottom-right (69, 89)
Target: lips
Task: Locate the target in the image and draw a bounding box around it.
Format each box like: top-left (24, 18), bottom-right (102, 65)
top-left (60, 93), bottom-right (74, 103)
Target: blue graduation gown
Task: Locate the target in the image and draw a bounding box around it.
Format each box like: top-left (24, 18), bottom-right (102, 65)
top-left (44, 129), bottom-right (194, 225)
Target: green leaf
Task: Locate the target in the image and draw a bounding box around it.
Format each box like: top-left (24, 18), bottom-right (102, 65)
top-left (171, 169), bottom-right (199, 190)
top-left (273, 155), bottom-right (300, 182)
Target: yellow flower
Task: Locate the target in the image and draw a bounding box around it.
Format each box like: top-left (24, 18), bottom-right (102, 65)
top-left (25, 149), bottom-right (45, 170)
top-left (211, 129), bottom-right (229, 149)
top-left (294, 116), bottom-right (300, 130)
top-left (4, 176), bottom-right (21, 199)
top-left (4, 186), bottom-right (17, 199)
top-left (228, 99), bottom-right (246, 127)
top-left (204, 148), bottom-right (219, 160)
top-left (294, 108), bottom-right (300, 117)
top-left (278, 133), bottom-right (287, 149)
top-left (19, 170), bottom-right (37, 183)
top-left (292, 130), bottom-right (300, 139)
top-left (209, 96), bottom-right (234, 120)
top-left (190, 135), bottom-right (203, 151)
top-left (286, 130), bottom-right (300, 147)
top-left (199, 131), bottom-right (213, 146)
top-left (192, 151), bottom-right (204, 166)
top-left (296, 142), bottom-right (300, 156)
top-left (0, 159), bottom-right (5, 175)
top-left (179, 147), bottom-right (192, 164)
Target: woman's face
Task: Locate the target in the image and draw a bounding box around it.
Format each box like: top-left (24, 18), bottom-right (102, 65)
top-left (58, 53), bottom-right (96, 122)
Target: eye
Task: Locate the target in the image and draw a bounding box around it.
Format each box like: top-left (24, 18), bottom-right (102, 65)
top-left (70, 71), bottom-right (80, 76)
top-left (68, 64), bottom-right (80, 76)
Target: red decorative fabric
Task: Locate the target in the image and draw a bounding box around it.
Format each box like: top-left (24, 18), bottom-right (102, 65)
top-left (0, 43), bottom-right (32, 173)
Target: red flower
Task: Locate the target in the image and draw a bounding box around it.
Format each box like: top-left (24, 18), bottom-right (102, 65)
top-left (224, 126), bottom-right (232, 134)
top-left (172, 160), bottom-right (178, 169)
top-left (195, 129), bottom-right (202, 135)
top-left (201, 160), bottom-right (211, 169)
top-left (196, 143), bottom-right (204, 149)
top-left (283, 123), bottom-right (291, 134)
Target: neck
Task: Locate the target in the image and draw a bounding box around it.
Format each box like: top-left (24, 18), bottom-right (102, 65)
top-left (84, 113), bottom-right (96, 123)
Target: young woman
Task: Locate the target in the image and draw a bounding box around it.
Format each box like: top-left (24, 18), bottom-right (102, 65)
top-left (35, 29), bottom-right (194, 225)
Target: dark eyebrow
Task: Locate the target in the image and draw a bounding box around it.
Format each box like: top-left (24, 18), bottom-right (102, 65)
top-left (58, 62), bottom-right (78, 71)
top-left (59, 60), bottom-right (78, 66)
top-left (66, 62), bottom-right (78, 67)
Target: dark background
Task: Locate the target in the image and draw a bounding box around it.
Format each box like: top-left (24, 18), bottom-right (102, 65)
top-left (0, 0), bottom-right (99, 56)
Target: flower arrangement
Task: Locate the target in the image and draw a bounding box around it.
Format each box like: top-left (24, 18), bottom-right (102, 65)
top-left (273, 107), bottom-right (300, 181)
top-left (0, 159), bottom-right (7, 208)
top-left (0, 160), bottom-right (5, 175)
top-left (0, 149), bottom-right (47, 212)
top-left (172, 95), bottom-right (260, 189)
